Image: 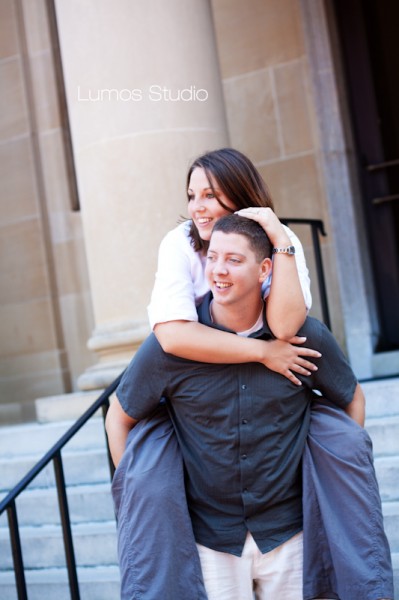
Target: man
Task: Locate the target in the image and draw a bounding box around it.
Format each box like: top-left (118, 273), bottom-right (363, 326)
top-left (106, 215), bottom-right (388, 599)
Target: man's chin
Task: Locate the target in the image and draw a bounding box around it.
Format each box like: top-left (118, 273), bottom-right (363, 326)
top-left (212, 291), bottom-right (232, 304)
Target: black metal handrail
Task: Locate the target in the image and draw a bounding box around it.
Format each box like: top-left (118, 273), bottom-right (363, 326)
top-left (0, 373), bottom-right (124, 600)
top-left (281, 218), bottom-right (331, 330)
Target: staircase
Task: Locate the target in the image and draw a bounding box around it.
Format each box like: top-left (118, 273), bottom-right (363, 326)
top-left (0, 378), bottom-right (398, 599)
top-left (363, 377), bottom-right (399, 598)
top-left (0, 417), bottom-right (120, 599)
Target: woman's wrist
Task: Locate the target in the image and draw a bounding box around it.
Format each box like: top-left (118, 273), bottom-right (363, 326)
top-left (270, 231), bottom-right (291, 247)
top-left (246, 336), bottom-right (270, 364)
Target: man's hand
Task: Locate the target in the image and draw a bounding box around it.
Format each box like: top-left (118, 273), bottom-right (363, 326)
top-left (260, 336), bottom-right (321, 386)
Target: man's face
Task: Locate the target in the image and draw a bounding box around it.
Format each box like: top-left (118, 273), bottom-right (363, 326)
top-left (205, 231), bottom-right (271, 308)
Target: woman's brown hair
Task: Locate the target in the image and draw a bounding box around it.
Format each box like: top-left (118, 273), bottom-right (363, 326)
top-left (186, 148), bottom-right (274, 252)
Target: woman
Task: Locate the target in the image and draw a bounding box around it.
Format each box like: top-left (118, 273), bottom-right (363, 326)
top-left (149, 147), bottom-right (319, 385)
top-left (109, 148), bottom-right (393, 600)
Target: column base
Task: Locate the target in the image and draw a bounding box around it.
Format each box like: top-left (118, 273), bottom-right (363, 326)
top-left (78, 319), bottom-right (151, 391)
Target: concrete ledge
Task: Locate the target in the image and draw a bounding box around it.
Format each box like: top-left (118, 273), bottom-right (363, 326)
top-left (35, 391), bottom-right (103, 423)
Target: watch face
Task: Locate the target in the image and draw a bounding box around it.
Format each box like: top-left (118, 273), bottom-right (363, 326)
top-left (288, 245), bottom-right (295, 255)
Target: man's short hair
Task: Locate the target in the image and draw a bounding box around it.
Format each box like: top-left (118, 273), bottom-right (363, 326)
top-left (211, 215), bottom-right (272, 261)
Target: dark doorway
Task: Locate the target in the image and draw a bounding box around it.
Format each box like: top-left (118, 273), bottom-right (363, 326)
top-left (334, 0), bottom-right (399, 350)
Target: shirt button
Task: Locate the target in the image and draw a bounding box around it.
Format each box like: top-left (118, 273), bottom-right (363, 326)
top-left (241, 384), bottom-right (247, 390)
top-left (242, 419), bottom-right (248, 424)
top-left (241, 454), bottom-right (247, 460)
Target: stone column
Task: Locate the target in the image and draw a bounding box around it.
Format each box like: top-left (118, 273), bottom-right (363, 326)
top-left (54, 0), bottom-right (229, 389)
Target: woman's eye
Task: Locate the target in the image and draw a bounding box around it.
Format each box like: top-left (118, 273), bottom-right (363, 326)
top-left (188, 195), bottom-right (194, 202)
top-left (206, 193), bottom-right (215, 199)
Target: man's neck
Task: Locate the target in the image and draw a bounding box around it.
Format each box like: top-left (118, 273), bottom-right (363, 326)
top-left (210, 298), bottom-right (265, 333)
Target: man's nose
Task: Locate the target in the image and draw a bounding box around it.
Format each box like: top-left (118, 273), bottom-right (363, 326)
top-left (214, 260), bottom-right (228, 275)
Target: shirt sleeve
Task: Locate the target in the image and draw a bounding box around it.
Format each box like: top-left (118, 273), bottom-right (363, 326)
top-left (147, 226), bottom-right (201, 329)
top-left (262, 224), bottom-right (312, 310)
top-left (116, 335), bottom-right (167, 420)
top-left (303, 318), bottom-right (357, 408)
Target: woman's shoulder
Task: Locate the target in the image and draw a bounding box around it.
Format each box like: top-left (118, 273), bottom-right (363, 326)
top-left (160, 220), bottom-right (193, 251)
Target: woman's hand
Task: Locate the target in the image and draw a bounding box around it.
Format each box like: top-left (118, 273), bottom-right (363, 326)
top-left (260, 336), bottom-right (321, 386)
top-left (235, 207), bottom-right (289, 247)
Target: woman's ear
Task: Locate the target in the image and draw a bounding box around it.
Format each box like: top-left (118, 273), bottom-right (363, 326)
top-left (259, 257), bottom-right (273, 282)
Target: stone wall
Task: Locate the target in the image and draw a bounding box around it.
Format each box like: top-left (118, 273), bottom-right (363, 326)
top-left (0, 0), bottom-right (95, 421)
top-left (211, 0), bottom-right (345, 343)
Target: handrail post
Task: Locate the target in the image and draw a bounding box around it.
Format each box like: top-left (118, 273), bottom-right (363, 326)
top-left (53, 451), bottom-right (80, 600)
top-left (7, 501), bottom-right (28, 600)
top-left (310, 222), bottom-right (331, 330)
top-left (102, 400), bottom-right (115, 480)
top-left (281, 218), bottom-right (331, 330)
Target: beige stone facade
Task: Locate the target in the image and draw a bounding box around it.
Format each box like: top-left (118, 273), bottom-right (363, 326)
top-left (0, 0), bottom-right (95, 422)
top-left (0, 0), bottom-right (397, 423)
top-left (212, 0), bottom-right (343, 335)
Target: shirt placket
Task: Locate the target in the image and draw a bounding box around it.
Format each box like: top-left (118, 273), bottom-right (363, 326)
top-left (238, 366), bottom-right (255, 523)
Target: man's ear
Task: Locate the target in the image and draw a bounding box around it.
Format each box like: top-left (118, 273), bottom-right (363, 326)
top-left (259, 257), bottom-right (273, 282)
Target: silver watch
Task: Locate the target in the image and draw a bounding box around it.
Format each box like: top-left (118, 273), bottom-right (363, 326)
top-left (272, 245), bottom-right (296, 255)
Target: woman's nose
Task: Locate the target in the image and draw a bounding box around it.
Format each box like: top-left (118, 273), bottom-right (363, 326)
top-left (190, 194), bottom-right (204, 210)
top-left (193, 198), bottom-right (205, 211)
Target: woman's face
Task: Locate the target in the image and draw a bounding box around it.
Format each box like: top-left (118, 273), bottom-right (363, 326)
top-left (187, 167), bottom-right (236, 241)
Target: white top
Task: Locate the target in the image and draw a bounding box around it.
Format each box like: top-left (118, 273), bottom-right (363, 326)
top-left (147, 221), bottom-right (312, 329)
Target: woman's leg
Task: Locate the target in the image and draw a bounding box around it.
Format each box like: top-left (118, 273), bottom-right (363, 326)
top-left (112, 404), bottom-right (207, 600)
top-left (302, 400), bottom-right (394, 600)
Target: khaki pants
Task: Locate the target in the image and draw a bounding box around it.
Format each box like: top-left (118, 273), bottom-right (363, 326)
top-left (197, 531), bottom-right (304, 600)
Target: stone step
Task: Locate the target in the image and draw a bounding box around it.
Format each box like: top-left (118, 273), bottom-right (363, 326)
top-left (0, 453), bottom-right (394, 529)
top-left (365, 415), bottom-right (399, 457)
top-left (362, 377), bottom-right (399, 418)
top-left (375, 455), bottom-right (399, 502)
top-left (0, 565), bottom-right (120, 600)
top-left (0, 417), bottom-right (107, 459)
top-left (383, 501), bottom-right (399, 554)
top-left (393, 551), bottom-right (399, 599)
top-left (0, 534), bottom-right (396, 600)
top-left (0, 447), bottom-right (111, 493)
top-left (0, 521), bottom-right (118, 571)
top-left (0, 483), bottom-right (115, 527)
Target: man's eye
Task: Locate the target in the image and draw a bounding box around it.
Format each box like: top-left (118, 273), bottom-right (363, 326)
top-left (206, 255), bottom-right (216, 261)
top-left (229, 258), bottom-right (241, 264)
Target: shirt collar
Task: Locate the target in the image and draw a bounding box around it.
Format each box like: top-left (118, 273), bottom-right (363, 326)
top-left (197, 292), bottom-right (274, 340)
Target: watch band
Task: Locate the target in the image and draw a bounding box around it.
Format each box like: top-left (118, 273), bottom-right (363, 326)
top-left (272, 245), bottom-right (296, 255)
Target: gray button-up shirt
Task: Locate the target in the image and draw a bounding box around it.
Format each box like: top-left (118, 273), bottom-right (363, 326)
top-left (116, 293), bottom-right (357, 556)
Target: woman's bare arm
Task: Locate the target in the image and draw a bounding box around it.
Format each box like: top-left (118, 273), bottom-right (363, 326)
top-left (155, 320), bottom-right (321, 386)
top-left (235, 207), bottom-right (308, 339)
top-left (266, 244), bottom-right (307, 339)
